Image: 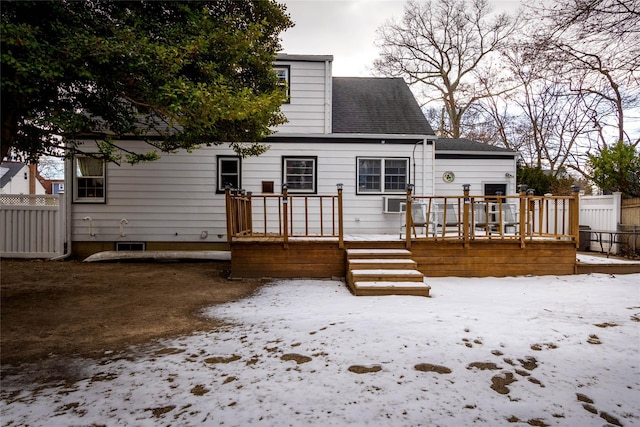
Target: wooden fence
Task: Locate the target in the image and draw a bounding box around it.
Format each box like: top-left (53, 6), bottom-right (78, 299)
top-left (621, 197), bottom-right (640, 227)
top-left (0, 194), bottom-right (65, 258)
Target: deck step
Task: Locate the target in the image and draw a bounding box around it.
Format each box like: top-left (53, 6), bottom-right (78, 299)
top-left (351, 281), bottom-right (431, 297)
top-left (348, 258), bottom-right (417, 270)
top-left (346, 249), bottom-right (412, 259)
top-left (350, 269), bottom-right (424, 283)
top-left (345, 247), bottom-right (429, 297)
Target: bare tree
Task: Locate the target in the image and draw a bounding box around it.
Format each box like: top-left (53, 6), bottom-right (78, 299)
top-left (508, 44), bottom-right (597, 176)
top-left (529, 0), bottom-right (640, 148)
top-left (541, 0), bottom-right (639, 40)
top-left (374, 0), bottom-right (519, 138)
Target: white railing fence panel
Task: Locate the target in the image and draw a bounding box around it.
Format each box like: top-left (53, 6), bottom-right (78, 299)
top-left (579, 193), bottom-right (622, 253)
top-left (1, 194), bottom-right (65, 258)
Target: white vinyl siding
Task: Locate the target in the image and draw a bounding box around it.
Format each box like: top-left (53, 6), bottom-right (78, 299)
top-left (273, 59), bottom-right (331, 134)
top-left (70, 138), bottom-right (435, 241)
top-left (434, 155), bottom-right (517, 197)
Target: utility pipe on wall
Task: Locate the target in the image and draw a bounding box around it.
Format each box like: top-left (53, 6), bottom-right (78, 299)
top-left (119, 219), bottom-right (128, 237)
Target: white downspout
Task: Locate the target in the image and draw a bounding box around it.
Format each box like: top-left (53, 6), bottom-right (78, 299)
top-left (50, 155), bottom-right (73, 260)
top-left (325, 59), bottom-right (332, 134)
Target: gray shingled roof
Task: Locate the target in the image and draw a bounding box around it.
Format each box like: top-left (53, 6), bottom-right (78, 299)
top-left (436, 138), bottom-right (515, 153)
top-left (332, 77), bottom-right (435, 135)
top-left (0, 162), bottom-right (26, 188)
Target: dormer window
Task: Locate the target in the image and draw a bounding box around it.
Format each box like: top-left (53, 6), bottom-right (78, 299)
top-left (274, 65), bottom-right (290, 103)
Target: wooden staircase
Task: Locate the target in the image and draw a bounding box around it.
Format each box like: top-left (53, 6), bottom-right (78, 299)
top-left (346, 248), bottom-right (431, 297)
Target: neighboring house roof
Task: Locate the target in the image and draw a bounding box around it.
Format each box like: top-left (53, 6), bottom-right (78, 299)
top-left (0, 162), bottom-right (26, 188)
top-left (435, 138), bottom-right (516, 154)
top-left (332, 77), bottom-right (435, 136)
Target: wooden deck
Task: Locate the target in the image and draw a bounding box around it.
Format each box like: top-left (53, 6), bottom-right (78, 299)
top-left (230, 236), bottom-right (578, 280)
top-left (227, 187), bottom-right (583, 295)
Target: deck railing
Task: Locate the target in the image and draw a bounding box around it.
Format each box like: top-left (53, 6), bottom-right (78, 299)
top-left (226, 184), bottom-right (344, 248)
top-left (225, 183), bottom-right (580, 250)
top-left (404, 185), bottom-right (581, 249)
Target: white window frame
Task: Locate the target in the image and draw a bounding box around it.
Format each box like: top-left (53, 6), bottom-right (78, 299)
top-left (282, 156), bottom-right (317, 194)
top-left (73, 155), bottom-right (106, 203)
top-left (357, 157), bottom-right (409, 195)
top-left (274, 65), bottom-right (290, 103)
top-left (217, 156), bottom-right (241, 193)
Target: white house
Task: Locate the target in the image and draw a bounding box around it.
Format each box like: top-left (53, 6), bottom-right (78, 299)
top-left (0, 162), bottom-right (46, 195)
top-left (434, 138), bottom-right (517, 196)
top-left (68, 54), bottom-right (516, 257)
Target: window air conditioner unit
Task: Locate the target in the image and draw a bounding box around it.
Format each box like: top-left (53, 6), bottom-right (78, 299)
top-left (382, 197), bottom-right (405, 213)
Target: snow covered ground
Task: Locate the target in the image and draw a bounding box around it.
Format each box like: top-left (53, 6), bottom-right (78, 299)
top-left (1, 272), bottom-right (639, 426)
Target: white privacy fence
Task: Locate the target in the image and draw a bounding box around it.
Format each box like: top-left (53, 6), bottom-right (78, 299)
top-left (0, 194), bottom-right (65, 258)
top-left (579, 193), bottom-right (621, 253)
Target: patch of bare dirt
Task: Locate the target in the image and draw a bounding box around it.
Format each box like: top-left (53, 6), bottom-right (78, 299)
top-left (349, 364), bottom-right (382, 374)
top-left (490, 372), bottom-right (517, 395)
top-left (414, 363), bottom-right (452, 374)
top-left (0, 259), bottom-right (264, 367)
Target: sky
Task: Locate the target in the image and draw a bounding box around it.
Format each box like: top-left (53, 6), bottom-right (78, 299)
top-left (279, 0), bottom-right (523, 77)
top-left (2, 257), bottom-right (639, 426)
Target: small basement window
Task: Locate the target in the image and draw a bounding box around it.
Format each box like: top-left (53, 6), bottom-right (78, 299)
top-left (116, 242), bottom-right (145, 251)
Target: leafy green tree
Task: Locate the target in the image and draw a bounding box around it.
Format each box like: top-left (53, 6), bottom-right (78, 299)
top-left (588, 141), bottom-right (640, 198)
top-left (517, 164), bottom-right (577, 195)
top-left (517, 164), bottom-right (556, 195)
top-left (1, 1), bottom-right (293, 163)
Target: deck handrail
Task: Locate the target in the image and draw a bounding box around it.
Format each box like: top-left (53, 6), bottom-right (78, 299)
top-left (226, 185), bottom-right (344, 248)
top-left (406, 185), bottom-right (581, 248)
top-left (226, 184), bottom-right (580, 249)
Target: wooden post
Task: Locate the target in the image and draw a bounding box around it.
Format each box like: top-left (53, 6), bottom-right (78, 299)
top-left (462, 184), bottom-right (470, 248)
top-left (282, 184), bottom-right (289, 248)
top-left (528, 189), bottom-right (537, 237)
top-left (225, 186), bottom-right (233, 245)
top-left (246, 191), bottom-right (253, 236)
top-left (571, 184), bottom-right (580, 248)
top-left (405, 185), bottom-right (413, 249)
top-left (518, 185), bottom-right (527, 248)
top-left (337, 184), bottom-right (344, 249)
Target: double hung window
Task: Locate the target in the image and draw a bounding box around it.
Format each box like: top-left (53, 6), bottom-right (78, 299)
top-left (357, 157), bottom-right (408, 194)
top-left (74, 156), bottom-right (105, 203)
top-left (217, 156), bottom-right (241, 192)
top-left (283, 156), bottom-right (316, 193)
top-left (274, 65), bottom-right (290, 103)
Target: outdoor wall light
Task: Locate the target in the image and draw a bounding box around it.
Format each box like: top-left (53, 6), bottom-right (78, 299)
top-left (505, 172), bottom-right (514, 179)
